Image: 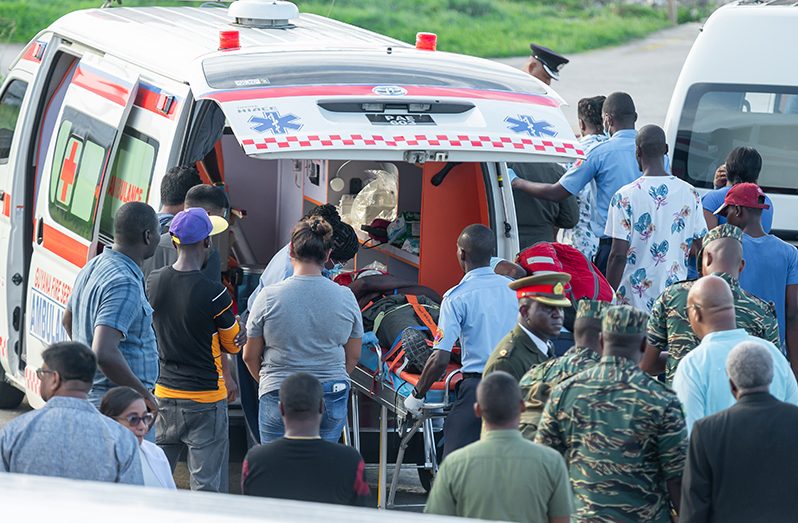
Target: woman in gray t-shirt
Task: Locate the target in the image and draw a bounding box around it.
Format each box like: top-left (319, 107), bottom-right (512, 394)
top-left (243, 217), bottom-right (363, 443)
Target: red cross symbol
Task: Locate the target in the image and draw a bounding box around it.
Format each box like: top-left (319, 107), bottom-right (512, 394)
top-left (59, 141), bottom-right (79, 203)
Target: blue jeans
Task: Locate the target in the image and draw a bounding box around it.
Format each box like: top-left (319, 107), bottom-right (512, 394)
top-left (259, 380), bottom-right (350, 444)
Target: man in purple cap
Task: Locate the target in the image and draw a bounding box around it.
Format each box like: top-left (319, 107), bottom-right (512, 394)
top-left (146, 208), bottom-right (242, 492)
top-left (717, 182), bottom-right (798, 375)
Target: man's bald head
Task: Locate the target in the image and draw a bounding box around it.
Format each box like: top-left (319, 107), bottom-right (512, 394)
top-left (603, 92), bottom-right (637, 129)
top-left (687, 275), bottom-right (736, 339)
top-left (636, 125), bottom-right (668, 159)
top-left (457, 224), bottom-right (495, 268)
top-left (702, 236), bottom-right (744, 277)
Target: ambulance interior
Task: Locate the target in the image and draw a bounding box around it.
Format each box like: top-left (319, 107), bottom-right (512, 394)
top-left (196, 125), bottom-right (495, 305)
top-left (193, 106), bottom-right (496, 397)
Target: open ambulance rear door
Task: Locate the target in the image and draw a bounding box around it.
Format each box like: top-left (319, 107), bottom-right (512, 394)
top-left (191, 48), bottom-right (584, 292)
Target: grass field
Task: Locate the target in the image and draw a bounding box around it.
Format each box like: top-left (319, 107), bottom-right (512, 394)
top-left (0, 0), bottom-right (705, 58)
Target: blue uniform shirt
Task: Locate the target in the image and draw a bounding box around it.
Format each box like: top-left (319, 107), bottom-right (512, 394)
top-left (433, 267), bottom-right (518, 373)
top-left (247, 243), bottom-right (294, 312)
top-left (560, 129), bottom-right (649, 239)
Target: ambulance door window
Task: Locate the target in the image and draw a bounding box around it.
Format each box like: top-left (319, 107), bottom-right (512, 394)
top-left (0, 79), bottom-right (28, 163)
top-left (98, 128), bottom-right (158, 239)
top-left (47, 107), bottom-right (115, 240)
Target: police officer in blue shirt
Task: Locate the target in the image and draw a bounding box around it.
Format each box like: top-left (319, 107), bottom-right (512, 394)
top-left (510, 92), bottom-right (648, 274)
top-left (404, 224), bottom-right (517, 458)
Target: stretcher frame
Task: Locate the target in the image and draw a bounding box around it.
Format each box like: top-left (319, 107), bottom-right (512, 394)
top-left (348, 344), bottom-right (461, 509)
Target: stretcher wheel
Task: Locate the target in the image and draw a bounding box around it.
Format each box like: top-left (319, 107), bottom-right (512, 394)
top-left (418, 469), bottom-right (434, 493)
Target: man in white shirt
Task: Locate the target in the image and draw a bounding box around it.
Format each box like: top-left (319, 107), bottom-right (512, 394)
top-left (605, 125), bottom-right (707, 312)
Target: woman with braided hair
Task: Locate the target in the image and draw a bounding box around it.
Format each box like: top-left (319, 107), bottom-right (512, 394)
top-left (558, 95), bottom-right (607, 260)
top-left (243, 216), bottom-right (363, 443)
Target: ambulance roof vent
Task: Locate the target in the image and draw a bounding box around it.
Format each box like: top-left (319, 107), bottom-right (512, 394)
top-left (228, 0), bottom-right (299, 29)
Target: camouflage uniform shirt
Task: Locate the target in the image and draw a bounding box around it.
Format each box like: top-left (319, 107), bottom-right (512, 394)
top-left (647, 272), bottom-right (779, 383)
top-left (518, 346), bottom-right (600, 440)
top-left (535, 355), bottom-right (687, 523)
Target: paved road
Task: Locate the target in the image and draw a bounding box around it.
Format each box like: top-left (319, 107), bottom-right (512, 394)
top-left (0, 43), bottom-right (24, 77)
top-left (497, 22), bottom-right (701, 130)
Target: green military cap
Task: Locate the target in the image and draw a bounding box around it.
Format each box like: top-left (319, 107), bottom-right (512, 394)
top-left (697, 224), bottom-right (743, 275)
top-left (576, 299), bottom-right (608, 320)
top-left (509, 272), bottom-right (572, 308)
top-left (602, 305), bottom-right (649, 335)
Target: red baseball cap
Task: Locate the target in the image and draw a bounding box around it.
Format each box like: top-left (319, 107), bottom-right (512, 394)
top-left (714, 183), bottom-right (770, 215)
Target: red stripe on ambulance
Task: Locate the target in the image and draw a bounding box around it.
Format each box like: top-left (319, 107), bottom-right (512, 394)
top-left (72, 66), bottom-right (131, 106)
top-left (41, 224), bottom-right (89, 268)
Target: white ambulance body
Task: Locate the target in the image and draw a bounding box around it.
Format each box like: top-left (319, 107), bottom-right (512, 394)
top-left (664, 1), bottom-right (798, 238)
top-left (0, 1), bottom-right (583, 408)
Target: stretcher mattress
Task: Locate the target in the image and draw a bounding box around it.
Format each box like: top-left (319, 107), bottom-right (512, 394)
top-left (357, 332), bottom-right (460, 405)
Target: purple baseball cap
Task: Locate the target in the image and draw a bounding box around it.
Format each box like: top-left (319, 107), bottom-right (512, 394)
top-left (169, 207), bottom-right (228, 245)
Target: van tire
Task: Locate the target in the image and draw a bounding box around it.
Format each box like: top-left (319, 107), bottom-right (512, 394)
top-left (0, 380), bottom-right (24, 409)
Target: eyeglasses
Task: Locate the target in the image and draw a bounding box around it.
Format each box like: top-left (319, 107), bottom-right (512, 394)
top-left (120, 413), bottom-right (155, 427)
top-left (35, 368), bottom-right (86, 381)
top-left (35, 368), bottom-right (56, 380)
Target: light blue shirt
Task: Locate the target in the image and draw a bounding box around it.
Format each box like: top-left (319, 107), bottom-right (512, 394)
top-left (672, 329), bottom-right (798, 434)
top-left (433, 267), bottom-right (517, 373)
top-left (0, 397), bottom-right (143, 484)
top-left (247, 243), bottom-right (293, 312)
top-left (739, 233), bottom-right (798, 346)
top-left (560, 129), bottom-right (648, 239)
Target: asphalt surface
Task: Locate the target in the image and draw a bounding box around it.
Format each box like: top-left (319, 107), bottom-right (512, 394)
top-left (497, 22), bottom-right (700, 129)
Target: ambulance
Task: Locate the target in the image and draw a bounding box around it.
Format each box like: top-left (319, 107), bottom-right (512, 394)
top-left (664, 1), bottom-right (798, 239)
top-left (0, 0), bottom-right (583, 408)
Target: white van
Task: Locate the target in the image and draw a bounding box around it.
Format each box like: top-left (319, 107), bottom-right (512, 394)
top-left (664, 1), bottom-right (798, 239)
top-left (0, 1), bottom-right (583, 408)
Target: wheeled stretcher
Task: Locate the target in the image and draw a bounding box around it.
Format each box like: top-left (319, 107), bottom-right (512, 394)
top-left (348, 333), bottom-right (461, 508)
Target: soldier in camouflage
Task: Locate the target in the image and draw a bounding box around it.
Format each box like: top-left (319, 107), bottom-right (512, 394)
top-left (536, 305), bottom-right (687, 522)
top-left (643, 224), bottom-right (779, 383)
top-left (518, 299), bottom-right (607, 440)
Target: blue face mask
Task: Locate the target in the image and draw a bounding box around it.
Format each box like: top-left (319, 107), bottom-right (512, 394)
top-left (322, 262), bottom-right (345, 280)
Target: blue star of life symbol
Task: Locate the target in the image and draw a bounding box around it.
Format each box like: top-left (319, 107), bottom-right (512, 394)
top-left (248, 111), bottom-right (303, 134)
top-left (504, 115), bottom-right (558, 138)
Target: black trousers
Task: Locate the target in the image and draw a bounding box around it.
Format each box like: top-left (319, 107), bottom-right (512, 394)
top-left (594, 238), bottom-right (612, 277)
top-left (442, 376), bottom-right (481, 459)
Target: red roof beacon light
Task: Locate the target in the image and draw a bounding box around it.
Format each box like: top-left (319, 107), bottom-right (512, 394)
top-left (219, 30), bottom-right (240, 51)
top-left (415, 32), bottom-right (437, 51)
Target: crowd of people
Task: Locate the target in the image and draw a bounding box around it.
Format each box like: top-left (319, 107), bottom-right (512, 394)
top-left (0, 45), bottom-right (797, 523)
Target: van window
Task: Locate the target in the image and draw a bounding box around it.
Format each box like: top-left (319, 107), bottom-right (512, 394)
top-left (48, 108), bottom-right (116, 240)
top-left (0, 79), bottom-right (28, 162)
top-left (203, 51), bottom-right (547, 94)
top-left (673, 83), bottom-right (798, 195)
top-left (99, 129), bottom-right (159, 238)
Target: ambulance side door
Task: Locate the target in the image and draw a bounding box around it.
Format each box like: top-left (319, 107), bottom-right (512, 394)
top-left (24, 54), bottom-right (139, 406)
top-left (0, 73), bottom-right (33, 388)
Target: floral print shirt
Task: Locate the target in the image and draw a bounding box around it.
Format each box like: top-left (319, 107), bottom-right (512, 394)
top-left (605, 175), bottom-right (707, 312)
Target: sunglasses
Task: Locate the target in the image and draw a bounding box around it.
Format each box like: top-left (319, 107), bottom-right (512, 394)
top-left (120, 413), bottom-right (155, 427)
